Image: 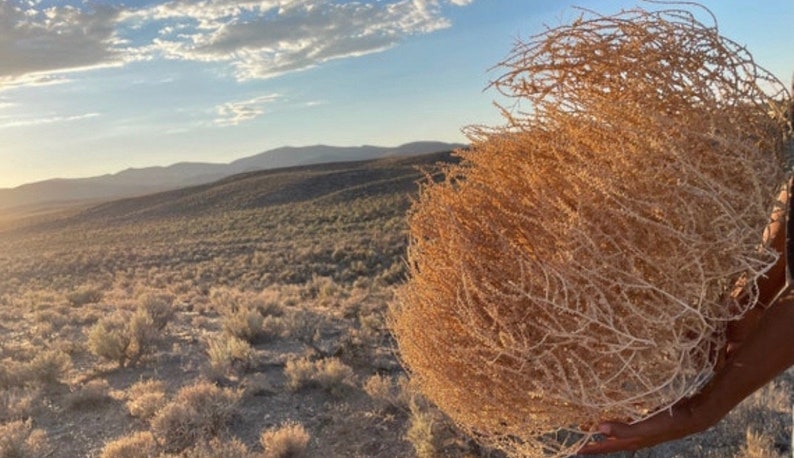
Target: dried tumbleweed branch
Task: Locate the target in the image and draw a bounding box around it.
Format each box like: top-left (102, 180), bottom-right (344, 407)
top-left (391, 4), bottom-right (791, 457)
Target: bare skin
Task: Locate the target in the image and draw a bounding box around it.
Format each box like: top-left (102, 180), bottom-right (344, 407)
top-left (579, 183), bottom-right (794, 455)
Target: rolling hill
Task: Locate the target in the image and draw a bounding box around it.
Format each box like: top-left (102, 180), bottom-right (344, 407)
top-left (2, 150), bottom-right (458, 237)
top-left (0, 141), bottom-right (464, 214)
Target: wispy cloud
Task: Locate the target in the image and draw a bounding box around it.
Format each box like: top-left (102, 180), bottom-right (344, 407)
top-left (0, 0), bottom-right (476, 89)
top-left (125, 0), bottom-right (461, 80)
top-left (214, 94), bottom-right (281, 126)
top-left (0, 73), bottom-right (73, 92)
top-left (0, 2), bottom-right (123, 87)
top-left (0, 112), bottom-right (100, 129)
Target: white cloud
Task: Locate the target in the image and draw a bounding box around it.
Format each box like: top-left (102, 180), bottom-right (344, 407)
top-left (0, 112), bottom-right (100, 129)
top-left (214, 94), bottom-right (281, 126)
top-left (1, 0), bottom-right (476, 88)
top-left (132, 0), bottom-right (460, 80)
top-left (0, 2), bottom-right (122, 85)
top-left (0, 74), bottom-right (71, 91)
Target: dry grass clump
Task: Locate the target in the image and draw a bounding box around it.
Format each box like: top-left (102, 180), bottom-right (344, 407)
top-left (284, 356), bottom-right (355, 395)
top-left (260, 421), bottom-right (310, 458)
top-left (363, 373), bottom-right (411, 412)
top-left (25, 349), bottom-right (71, 387)
top-left (138, 292), bottom-right (175, 331)
top-left (222, 306), bottom-right (265, 342)
top-left (86, 312), bottom-right (133, 367)
top-left (125, 379), bottom-right (167, 419)
top-left (0, 419), bottom-right (50, 458)
top-left (404, 401), bottom-right (439, 458)
top-left (0, 350), bottom-right (70, 389)
top-left (0, 387), bottom-right (38, 421)
top-left (100, 431), bottom-right (158, 458)
top-left (206, 334), bottom-right (253, 377)
top-left (212, 287), bottom-right (276, 342)
top-left (0, 361), bottom-right (24, 390)
top-left (179, 437), bottom-right (253, 458)
top-left (86, 308), bottom-right (163, 368)
top-left (734, 429), bottom-right (786, 458)
top-left (391, 5), bottom-right (791, 457)
top-left (150, 381), bottom-right (241, 453)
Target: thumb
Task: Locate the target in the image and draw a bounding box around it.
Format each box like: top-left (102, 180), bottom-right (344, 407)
top-left (597, 421), bottom-right (634, 438)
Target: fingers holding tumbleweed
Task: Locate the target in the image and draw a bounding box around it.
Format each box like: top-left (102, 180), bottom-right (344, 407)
top-left (389, 4), bottom-right (791, 458)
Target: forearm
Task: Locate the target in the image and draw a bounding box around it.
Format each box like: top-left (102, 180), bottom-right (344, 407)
top-left (696, 297), bottom-right (794, 424)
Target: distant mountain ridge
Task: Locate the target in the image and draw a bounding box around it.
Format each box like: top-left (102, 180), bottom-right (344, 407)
top-left (0, 141), bottom-right (464, 212)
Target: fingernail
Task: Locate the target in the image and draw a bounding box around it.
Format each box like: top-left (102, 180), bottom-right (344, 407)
top-left (597, 424), bottom-right (611, 435)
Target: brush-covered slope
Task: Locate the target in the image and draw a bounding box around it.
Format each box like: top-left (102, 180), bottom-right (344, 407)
top-left (0, 151), bottom-right (458, 292)
top-left (0, 142), bottom-right (465, 212)
top-left (71, 151), bottom-right (456, 225)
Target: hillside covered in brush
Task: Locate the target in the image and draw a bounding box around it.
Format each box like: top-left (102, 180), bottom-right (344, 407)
top-left (0, 150), bottom-right (458, 298)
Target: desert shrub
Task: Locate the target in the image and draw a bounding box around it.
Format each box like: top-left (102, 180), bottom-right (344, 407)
top-left (405, 401), bottom-right (438, 458)
top-left (138, 292), bottom-right (175, 330)
top-left (100, 431), bottom-right (158, 458)
top-left (284, 356), bottom-right (355, 395)
top-left (86, 309), bottom-right (161, 368)
top-left (283, 357), bottom-right (314, 391)
top-left (390, 5), bottom-right (791, 457)
top-left (240, 373), bottom-right (275, 398)
top-left (222, 307), bottom-right (264, 343)
top-left (0, 387), bottom-right (38, 422)
top-left (150, 381), bottom-right (240, 453)
top-left (0, 359), bottom-right (25, 389)
top-left (209, 288), bottom-right (247, 313)
top-left (126, 379), bottom-right (166, 419)
top-left (25, 350), bottom-right (71, 386)
top-left (0, 419), bottom-right (50, 458)
top-left (66, 379), bottom-right (112, 410)
top-left (313, 358), bottom-right (356, 392)
top-left (734, 429), bottom-right (785, 458)
top-left (363, 373), bottom-right (409, 412)
top-left (0, 351), bottom-right (69, 389)
top-left (279, 309), bottom-right (320, 341)
top-left (304, 275), bottom-right (342, 303)
top-left (252, 294), bottom-right (284, 317)
top-left (86, 313), bottom-right (132, 367)
top-left (260, 315), bottom-right (286, 339)
top-left (206, 335), bottom-right (252, 377)
top-left (180, 438), bottom-right (252, 458)
top-left (260, 422), bottom-right (310, 458)
top-left (127, 309), bottom-right (160, 365)
top-left (66, 287), bottom-right (103, 307)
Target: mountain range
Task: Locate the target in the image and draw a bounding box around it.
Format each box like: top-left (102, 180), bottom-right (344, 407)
top-left (0, 141), bottom-right (464, 213)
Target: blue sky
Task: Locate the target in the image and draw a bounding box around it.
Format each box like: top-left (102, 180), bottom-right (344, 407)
top-left (0, 0), bottom-right (791, 189)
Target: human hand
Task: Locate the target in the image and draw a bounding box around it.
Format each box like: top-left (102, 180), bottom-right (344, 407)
top-left (577, 395), bottom-right (716, 454)
top-left (579, 293), bottom-right (794, 455)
